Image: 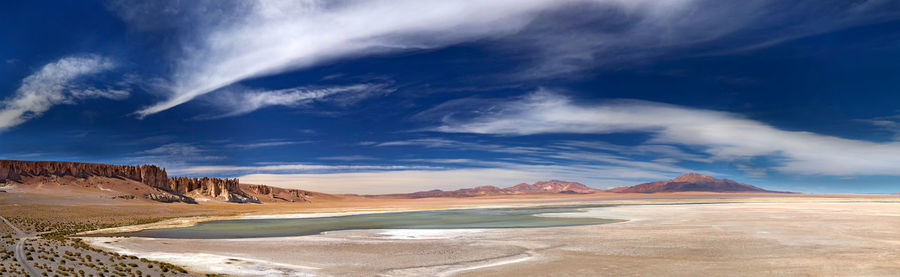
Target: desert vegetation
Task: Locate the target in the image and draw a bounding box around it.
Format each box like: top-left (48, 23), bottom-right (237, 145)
top-left (23, 237), bottom-right (190, 277)
top-left (0, 200), bottom-right (206, 276)
top-left (1, 224), bottom-right (28, 276)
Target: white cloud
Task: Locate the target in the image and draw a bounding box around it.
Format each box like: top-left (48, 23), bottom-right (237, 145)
top-left (0, 55), bottom-right (123, 131)
top-left (433, 89), bottom-right (900, 176)
top-left (195, 83), bottom-right (391, 119)
top-left (132, 0), bottom-right (584, 117)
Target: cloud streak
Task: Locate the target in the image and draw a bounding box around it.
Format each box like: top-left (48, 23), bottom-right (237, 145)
top-left (433, 90), bottom-right (900, 176)
top-left (0, 55), bottom-right (123, 131)
top-left (131, 0), bottom-right (582, 117)
top-left (173, 163), bottom-right (440, 176)
top-left (195, 83), bottom-right (391, 119)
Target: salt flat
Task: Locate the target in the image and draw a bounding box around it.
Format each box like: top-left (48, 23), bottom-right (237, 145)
top-left (87, 201), bottom-right (900, 276)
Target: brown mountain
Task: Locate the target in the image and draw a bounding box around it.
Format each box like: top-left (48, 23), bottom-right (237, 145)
top-left (609, 173), bottom-right (777, 193)
top-left (506, 180), bottom-right (598, 194)
top-left (0, 160), bottom-right (322, 204)
top-left (381, 180), bottom-right (599, 198)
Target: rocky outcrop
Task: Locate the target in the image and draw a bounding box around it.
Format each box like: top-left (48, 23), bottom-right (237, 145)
top-left (609, 173), bottom-right (779, 193)
top-left (0, 160), bottom-right (167, 188)
top-left (144, 192), bottom-right (196, 203)
top-left (241, 184), bottom-right (311, 203)
top-left (166, 177), bottom-right (259, 203)
top-left (381, 180), bottom-right (599, 198)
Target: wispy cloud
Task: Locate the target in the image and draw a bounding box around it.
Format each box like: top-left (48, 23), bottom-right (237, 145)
top-left (552, 141), bottom-right (708, 162)
top-left (224, 140), bottom-right (311, 149)
top-left (857, 114), bottom-right (900, 140)
top-left (432, 89), bottom-right (900, 176)
top-left (525, 0), bottom-right (900, 77)
top-left (317, 155), bottom-right (377, 161)
top-left (115, 0), bottom-right (899, 116)
top-left (376, 138), bottom-right (546, 155)
top-left (126, 143), bottom-right (226, 170)
top-left (172, 163), bottom-right (440, 176)
top-left (0, 55), bottom-right (124, 131)
top-left (375, 137), bottom-right (701, 175)
top-left (194, 83), bottom-right (392, 119)
top-left (128, 0), bottom-right (579, 117)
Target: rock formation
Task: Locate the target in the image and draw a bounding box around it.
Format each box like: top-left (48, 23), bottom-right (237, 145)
top-left (0, 160), bottom-right (263, 203)
top-left (0, 160), bottom-right (167, 188)
top-left (609, 173), bottom-right (778, 193)
top-left (165, 177), bottom-right (259, 203)
top-left (144, 193), bottom-right (195, 203)
top-left (241, 184), bottom-right (311, 203)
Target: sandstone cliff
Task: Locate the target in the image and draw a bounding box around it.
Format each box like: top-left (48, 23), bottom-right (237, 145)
top-left (0, 160), bottom-right (262, 203)
top-left (0, 160), bottom-right (168, 188)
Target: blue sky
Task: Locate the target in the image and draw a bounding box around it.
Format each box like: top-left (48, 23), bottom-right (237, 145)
top-left (2, 0), bottom-right (900, 194)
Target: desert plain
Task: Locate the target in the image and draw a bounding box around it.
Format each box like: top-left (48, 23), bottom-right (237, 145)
top-left (2, 185), bottom-right (899, 276)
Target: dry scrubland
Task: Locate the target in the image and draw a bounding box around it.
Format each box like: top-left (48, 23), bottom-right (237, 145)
top-left (1, 222), bottom-right (28, 276)
top-left (17, 237), bottom-right (190, 277)
top-left (0, 192), bottom-right (227, 277)
top-left (0, 198), bottom-right (196, 276)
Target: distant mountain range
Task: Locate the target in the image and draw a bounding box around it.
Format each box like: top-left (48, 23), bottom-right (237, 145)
top-left (380, 180), bottom-right (599, 198)
top-left (380, 173), bottom-right (782, 198)
top-left (608, 173), bottom-right (779, 193)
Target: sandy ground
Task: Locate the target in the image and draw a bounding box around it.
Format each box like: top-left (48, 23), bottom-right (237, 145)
top-left (84, 201), bottom-right (900, 276)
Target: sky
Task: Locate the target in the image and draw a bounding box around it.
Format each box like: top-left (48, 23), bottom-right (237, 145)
top-left (2, 0), bottom-right (900, 194)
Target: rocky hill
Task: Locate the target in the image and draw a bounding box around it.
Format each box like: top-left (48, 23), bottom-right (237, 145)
top-left (241, 183), bottom-right (339, 203)
top-left (0, 160), bottom-right (317, 204)
top-left (506, 180), bottom-right (598, 194)
top-left (609, 173), bottom-right (777, 193)
top-left (381, 180), bottom-right (599, 198)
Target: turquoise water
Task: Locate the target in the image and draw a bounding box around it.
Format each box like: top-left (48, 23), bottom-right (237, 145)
top-left (117, 204), bottom-right (620, 239)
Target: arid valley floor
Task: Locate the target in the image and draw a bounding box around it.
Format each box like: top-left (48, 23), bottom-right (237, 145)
top-left (1, 188), bottom-right (899, 276)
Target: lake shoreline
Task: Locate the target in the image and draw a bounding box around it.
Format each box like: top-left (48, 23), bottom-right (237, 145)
top-left (83, 200), bottom-right (900, 276)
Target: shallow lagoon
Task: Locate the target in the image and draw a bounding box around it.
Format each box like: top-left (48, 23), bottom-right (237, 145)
top-left (119, 204), bottom-right (621, 239)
